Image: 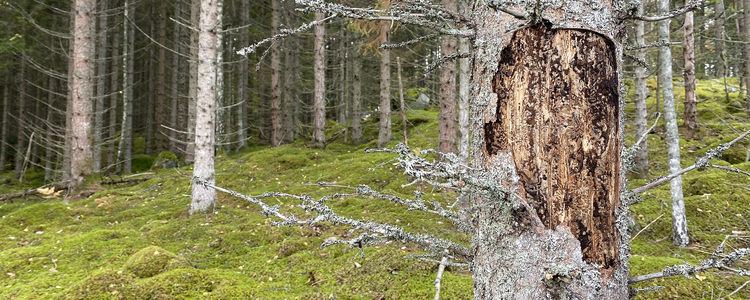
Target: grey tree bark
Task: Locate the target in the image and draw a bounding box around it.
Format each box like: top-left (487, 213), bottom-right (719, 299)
top-left (683, 0), bottom-right (697, 137)
top-left (457, 0), bottom-right (471, 161)
top-left (397, 57), bottom-right (407, 145)
top-left (745, 0), bottom-right (750, 116)
top-left (283, 0), bottom-right (298, 143)
top-left (108, 19), bottom-right (120, 173)
top-left (93, 0), bottom-right (109, 173)
top-left (14, 58), bottom-right (26, 180)
top-left (170, 0), bottom-right (182, 154)
top-left (236, 0), bottom-right (248, 150)
top-left (377, 21), bottom-right (391, 148)
top-left (634, 10), bottom-right (649, 178)
top-left (214, 0), bottom-right (225, 149)
top-left (186, 0), bottom-right (200, 164)
top-left (0, 86), bottom-right (7, 173)
top-left (190, 0), bottom-right (219, 214)
top-left (312, 12), bottom-right (326, 149)
top-left (44, 77), bottom-right (56, 182)
top-left (69, 0), bottom-right (96, 188)
top-left (715, 0), bottom-right (727, 79)
top-left (117, 0), bottom-right (134, 174)
top-left (439, 0), bottom-right (457, 155)
top-left (157, 0), bottom-right (167, 154)
top-left (657, 0), bottom-right (689, 247)
top-left (270, 0), bottom-right (282, 147)
top-left (352, 50), bottom-right (362, 145)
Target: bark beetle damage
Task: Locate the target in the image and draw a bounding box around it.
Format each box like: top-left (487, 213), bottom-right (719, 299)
top-left (484, 23), bottom-right (621, 268)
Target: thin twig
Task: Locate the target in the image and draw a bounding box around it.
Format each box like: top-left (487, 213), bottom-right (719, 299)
top-left (630, 213), bottom-right (665, 243)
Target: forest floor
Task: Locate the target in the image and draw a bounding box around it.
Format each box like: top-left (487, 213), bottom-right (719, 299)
top-left (0, 78), bottom-right (749, 299)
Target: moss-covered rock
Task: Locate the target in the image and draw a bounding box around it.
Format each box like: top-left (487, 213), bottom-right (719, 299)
top-left (124, 246), bottom-right (180, 278)
top-left (152, 151), bottom-right (178, 170)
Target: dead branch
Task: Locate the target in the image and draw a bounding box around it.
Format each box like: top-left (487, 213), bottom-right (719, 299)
top-left (624, 0), bottom-right (704, 22)
top-left (0, 184), bottom-right (68, 202)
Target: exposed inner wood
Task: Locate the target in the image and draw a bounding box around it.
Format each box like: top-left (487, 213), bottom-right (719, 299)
top-left (484, 24), bottom-right (621, 268)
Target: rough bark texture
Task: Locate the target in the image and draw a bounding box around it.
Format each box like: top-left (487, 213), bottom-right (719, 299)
top-left (470, 1), bottom-right (629, 298)
top-left (439, 0), bottom-right (457, 155)
top-left (236, 0), bottom-right (248, 149)
top-left (377, 21), bottom-right (391, 149)
top-left (93, 0), bottom-right (108, 172)
top-left (156, 0), bottom-right (167, 154)
top-left (683, 2), bottom-right (697, 137)
top-left (715, 0), bottom-right (726, 78)
top-left (44, 78), bottom-right (56, 182)
top-left (117, 0), bottom-right (134, 174)
top-left (658, 0), bottom-right (688, 247)
top-left (14, 59), bottom-right (27, 180)
top-left (634, 7), bottom-right (649, 178)
top-left (352, 51), bottom-right (362, 145)
top-left (282, 0), bottom-right (298, 144)
top-left (69, 0), bottom-right (95, 187)
top-left (0, 86), bottom-right (7, 173)
top-left (186, 0), bottom-right (200, 164)
top-left (270, 0), bottom-right (282, 147)
top-left (458, 0), bottom-right (471, 161)
top-left (108, 22), bottom-right (119, 173)
top-left (745, 0), bottom-right (750, 116)
top-left (170, 0), bottom-right (182, 154)
top-left (190, 0), bottom-right (218, 214)
top-left (397, 57), bottom-right (407, 145)
top-left (312, 12), bottom-right (326, 149)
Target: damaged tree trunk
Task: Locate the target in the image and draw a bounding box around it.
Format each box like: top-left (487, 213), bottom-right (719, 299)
top-left (470, 2), bottom-right (629, 298)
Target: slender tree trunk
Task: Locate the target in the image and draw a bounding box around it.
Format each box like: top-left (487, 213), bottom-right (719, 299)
top-left (377, 21), bottom-right (391, 148)
top-left (156, 0), bottom-right (167, 154)
top-left (117, 0), bottom-right (134, 174)
top-left (69, 0), bottom-right (96, 188)
top-left (282, 0), bottom-right (298, 143)
top-left (108, 19), bottom-right (120, 173)
top-left (170, 0), bottom-right (182, 154)
top-left (146, 14), bottom-right (156, 155)
top-left (745, 0), bottom-right (750, 116)
top-left (215, 0), bottom-right (225, 150)
top-left (684, 0), bottom-right (697, 137)
top-left (439, 0), bottom-right (457, 155)
top-left (93, 0), bottom-right (109, 172)
top-left (352, 51), bottom-right (361, 145)
top-left (715, 0), bottom-right (726, 79)
top-left (658, 0), bottom-right (689, 247)
top-left (270, 0), bottom-right (282, 147)
top-left (190, 0), bottom-right (218, 214)
top-left (186, 0), bottom-right (200, 164)
top-left (44, 77), bottom-right (56, 182)
top-left (397, 57), bottom-right (408, 145)
top-left (634, 9), bottom-right (649, 178)
top-left (15, 58), bottom-right (27, 179)
top-left (458, 0), bottom-right (471, 161)
top-left (236, 0), bottom-right (248, 150)
top-left (312, 12), bottom-right (326, 149)
top-left (0, 86), bottom-right (7, 173)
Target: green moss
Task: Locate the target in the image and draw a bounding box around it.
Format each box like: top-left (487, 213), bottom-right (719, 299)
top-left (59, 269), bottom-right (138, 300)
top-left (124, 246), bottom-right (181, 278)
top-left (152, 151), bottom-right (178, 170)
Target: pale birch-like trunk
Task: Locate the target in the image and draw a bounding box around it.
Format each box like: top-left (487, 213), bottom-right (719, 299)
top-left (190, 0), bottom-right (218, 214)
top-left (93, 0), bottom-right (109, 172)
top-left (352, 51), bottom-right (361, 145)
top-left (683, 1), bottom-right (697, 137)
top-left (377, 21), bottom-right (391, 148)
top-left (156, 0), bottom-right (167, 154)
top-left (236, 0), bottom-right (248, 149)
top-left (186, 0), bottom-right (200, 164)
top-left (117, 0), bottom-right (134, 174)
top-left (438, 0), bottom-right (457, 155)
top-left (108, 20), bottom-right (120, 173)
top-left (658, 0), bottom-right (689, 247)
top-left (69, 0), bottom-right (96, 188)
top-left (0, 86), bottom-right (7, 173)
top-left (312, 12), bottom-right (326, 149)
top-left (170, 0), bottom-right (182, 154)
top-left (14, 59), bottom-right (26, 180)
top-left (634, 9), bottom-right (649, 178)
top-left (457, 0), bottom-right (470, 161)
top-left (270, 0), bottom-right (282, 147)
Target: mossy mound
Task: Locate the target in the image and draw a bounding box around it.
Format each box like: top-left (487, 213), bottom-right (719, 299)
top-left (60, 269), bottom-right (138, 300)
top-left (124, 246), bottom-right (181, 278)
top-left (152, 151), bottom-right (178, 170)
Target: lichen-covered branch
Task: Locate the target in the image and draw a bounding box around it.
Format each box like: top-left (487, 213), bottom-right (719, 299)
top-left (623, 0), bottom-right (704, 22)
top-left (624, 41), bottom-right (680, 51)
top-left (236, 13), bottom-right (337, 56)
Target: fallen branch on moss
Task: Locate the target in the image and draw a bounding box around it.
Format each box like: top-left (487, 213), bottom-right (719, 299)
top-left (0, 184), bottom-right (68, 202)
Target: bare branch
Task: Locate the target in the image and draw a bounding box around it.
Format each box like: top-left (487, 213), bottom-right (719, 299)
top-left (237, 13), bottom-right (338, 57)
top-left (380, 33), bottom-right (440, 49)
top-left (624, 0), bottom-right (704, 22)
top-left (624, 41), bottom-right (681, 51)
top-left (629, 213), bottom-right (664, 243)
top-left (424, 53), bottom-right (471, 74)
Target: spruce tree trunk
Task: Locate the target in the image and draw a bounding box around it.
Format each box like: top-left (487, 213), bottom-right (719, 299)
top-left (170, 0), bottom-right (182, 154)
top-left (117, 0), bottom-right (134, 174)
top-left (457, 0), bottom-right (471, 161)
top-left (715, 0), bottom-right (727, 78)
top-left (352, 51), bottom-right (362, 145)
top-left (108, 20), bottom-right (120, 173)
top-left (0, 86), bottom-right (7, 173)
top-left (214, 0), bottom-right (225, 150)
top-left (377, 21), bottom-right (391, 148)
top-left (312, 12), bottom-right (326, 149)
top-left (69, 0), bottom-right (96, 188)
top-left (658, 0), bottom-right (689, 247)
top-left (745, 0), bottom-right (750, 116)
top-left (14, 59), bottom-right (26, 180)
top-left (282, 0), bottom-right (298, 143)
top-left (270, 0), bottom-right (282, 147)
top-left (684, 0), bottom-right (697, 137)
top-left (146, 17), bottom-right (156, 155)
top-left (439, 0), bottom-right (457, 155)
top-left (93, 0), bottom-right (108, 172)
top-left (236, 0), bottom-right (248, 149)
top-left (44, 77), bottom-right (56, 182)
top-left (186, 0), bottom-right (200, 164)
top-left (190, 0), bottom-right (218, 214)
top-left (634, 10), bottom-right (649, 178)
top-left (157, 0), bottom-right (167, 154)
top-left (470, 2), bottom-right (631, 297)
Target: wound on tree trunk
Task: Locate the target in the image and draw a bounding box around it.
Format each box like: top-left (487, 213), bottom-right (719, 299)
top-left (483, 24), bottom-right (621, 269)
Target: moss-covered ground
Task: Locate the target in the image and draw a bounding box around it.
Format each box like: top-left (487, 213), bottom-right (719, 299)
top-left (0, 79), bottom-right (748, 299)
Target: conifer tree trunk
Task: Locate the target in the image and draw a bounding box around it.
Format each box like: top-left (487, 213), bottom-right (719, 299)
top-left (282, 0), bottom-right (298, 143)
top-left (108, 19), bottom-right (120, 173)
top-left (352, 50), bottom-right (361, 145)
top-left (69, 0), bottom-right (96, 187)
top-left (634, 5), bottom-right (649, 178)
top-left (457, 0), bottom-right (471, 161)
top-left (186, 0), bottom-right (200, 164)
top-left (214, 0), bottom-right (225, 149)
top-left (745, 0), bottom-right (750, 116)
top-left (157, 0), bottom-right (167, 154)
top-left (117, 0), bottom-right (134, 174)
top-left (715, 0), bottom-right (727, 78)
top-left (312, 12), bottom-right (326, 149)
top-left (146, 15), bottom-right (156, 155)
top-left (0, 86), bottom-right (7, 173)
top-left (170, 0), bottom-right (182, 154)
top-left (93, 0), bottom-right (109, 172)
top-left (15, 58), bottom-right (27, 180)
top-left (684, 0), bottom-right (697, 136)
top-left (377, 21), bottom-right (391, 148)
top-left (439, 0), bottom-right (457, 155)
top-left (658, 0), bottom-right (689, 247)
top-left (190, 0), bottom-right (219, 214)
top-left (44, 77), bottom-right (56, 182)
top-left (270, 0), bottom-right (282, 147)
top-left (236, 0), bottom-right (248, 150)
